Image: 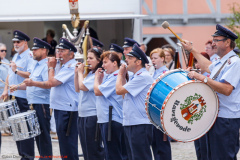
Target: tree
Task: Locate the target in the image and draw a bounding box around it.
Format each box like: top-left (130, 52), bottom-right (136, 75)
top-left (227, 3), bottom-right (240, 51)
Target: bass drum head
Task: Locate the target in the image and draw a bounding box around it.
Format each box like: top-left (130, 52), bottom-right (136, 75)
top-left (161, 81), bottom-right (219, 142)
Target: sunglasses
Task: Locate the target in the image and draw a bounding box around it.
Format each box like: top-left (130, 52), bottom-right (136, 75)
top-left (0, 50), bottom-right (7, 52)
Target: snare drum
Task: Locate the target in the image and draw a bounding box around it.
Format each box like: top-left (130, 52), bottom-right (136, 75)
top-left (0, 100), bottom-right (20, 128)
top-left (145, 69), bottom-right (219, 142)
top-left (8, 110), bottom-right (41, 141)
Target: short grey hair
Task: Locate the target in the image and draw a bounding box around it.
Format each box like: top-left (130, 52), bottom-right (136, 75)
top-left (0, 43), bottom-right (6, 48)
top-left (140, 43), bottom-right (147, 52)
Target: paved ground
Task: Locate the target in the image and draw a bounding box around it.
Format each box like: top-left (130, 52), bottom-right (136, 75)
top-left (0, 133), bottom-right (239, 160)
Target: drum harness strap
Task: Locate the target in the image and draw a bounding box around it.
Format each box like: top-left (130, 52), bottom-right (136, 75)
top-left (212, 55), bottom-right (236, 80)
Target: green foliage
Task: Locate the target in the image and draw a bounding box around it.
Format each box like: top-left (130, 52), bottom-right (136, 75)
top-left (227, 3), bottom-right (240, 51)
top-left (180, 93), bottom-right (206, 125)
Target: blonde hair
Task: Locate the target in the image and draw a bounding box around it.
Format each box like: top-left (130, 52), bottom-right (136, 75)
top-left (163, 48), bottom-right (174, 59)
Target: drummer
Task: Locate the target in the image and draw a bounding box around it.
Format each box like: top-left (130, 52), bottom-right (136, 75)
top-left (10, 37), bottom-right (53, 159)
top-left (150, 48), bottom-right (172, 160)
top-left (182, 24), bottom-right (240, 160)
top-left (0, 30), bottom-right (34, 160)
top-left (116, 44), bottom-right (154, 160)
top-left (0, 58), bottom-right (8, 152)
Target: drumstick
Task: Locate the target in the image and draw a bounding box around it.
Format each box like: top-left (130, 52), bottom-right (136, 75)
top-left (161, 21), bottom-right (185, 43)
top-left (0, 79), bottom-right (10, 87)
top-left (0, 61), bottom-right (23, 68)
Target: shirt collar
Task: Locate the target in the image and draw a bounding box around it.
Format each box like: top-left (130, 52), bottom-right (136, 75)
top-left (218, 50), bottom-right (236, 64)
top-left (156, 65), bottom-right (167, 73)
top-left (37, 58), bottom-right (47, 66)
top-left (62, 59), bottom-right (75, 68)
top-left (133, 68), bottom-right (146, 78)
top-left (18, 48), bottom-right (31, 58)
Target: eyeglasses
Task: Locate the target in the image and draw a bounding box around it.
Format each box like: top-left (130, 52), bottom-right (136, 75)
top-left (0, 50), bottom-right (7, 52)
top-left (58, 49), bottom-right (68, 53)
top-left (13, 41), bottom-right (23, 44)
top-left (212, 38), bottom-right (227, 43)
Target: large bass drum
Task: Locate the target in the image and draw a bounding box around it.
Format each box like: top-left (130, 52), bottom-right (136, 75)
top-left (145, 69), bottom-right (219, 142)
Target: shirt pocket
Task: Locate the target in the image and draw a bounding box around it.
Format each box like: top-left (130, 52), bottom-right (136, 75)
top-left (32, 72), bottom-right (42, 81)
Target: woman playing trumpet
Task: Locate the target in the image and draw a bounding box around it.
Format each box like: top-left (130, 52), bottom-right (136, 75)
top-left (94, 51), bottom-right (127, 160)
top-left (74, 47), bottom-right (104, 160)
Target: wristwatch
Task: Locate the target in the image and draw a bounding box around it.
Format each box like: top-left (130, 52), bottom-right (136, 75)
top-left (204, 77), bottom-right (208, 83)
top-left (48, 67), bottom-right (55, 71)
top-left (15, 69), bottom-right (18, 74)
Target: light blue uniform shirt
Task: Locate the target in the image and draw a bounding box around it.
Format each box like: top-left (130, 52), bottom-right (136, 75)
top-left (97, 70), bottom-right (123, 124)
top-left (0, 65), bottom-right (8, 95)
top-left (210, 54), bottom-right (219, 62)
top-left (78, 71), bottom-right (97, 117)
top-left (26, 58), bottom-right (50, 104)
top-left (152, 65), bottom-right (168, 79)
top-left (50, 59), bottom-right (79, 111)
top-left (123, 68), bottom-right (154, 126)
top-left (209, 50), bottom-right (240, 118)
top-left (8, 49), bottom-right (33, 98)
top-left (2, 58), bottom-right (10, 70)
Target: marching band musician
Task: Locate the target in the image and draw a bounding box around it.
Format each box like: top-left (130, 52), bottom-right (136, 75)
top-left (0, 43), bottom-right (10, 70)
top-left (92, 37), bottom-right (104, 49)
top-left (0, 58), bottom-right (8, 152)
top-left (94, 51), bottom-right (127, 160)
top-left (74, 48), bottom-right (104, 160)
top-left (0, 30), bottom-right (34, 160)
top-left (122, 37), bottom-right (140, 57)
top-left (109, 43), bottom-right (125, 65)
top-left (116, 44), bottom-right (154, 160)
top-left (10, 37), bottom-right (53, 160)
top-left (182, 24), bottom-right (240, 160)
top-left (150, 48), bottom-right (172, 160)
top-left (47, 38), bottom-right (79, 160)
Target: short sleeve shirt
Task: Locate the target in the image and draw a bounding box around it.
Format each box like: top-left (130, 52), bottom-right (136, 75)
top-left (209, 50), bottom-right (240, 118)
top-left (123, 68), bottom-right (154, 126)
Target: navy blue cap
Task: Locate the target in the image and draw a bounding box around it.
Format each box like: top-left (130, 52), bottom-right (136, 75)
top-left (92, 37), bottom-right (104, 48)
top-left (123, 37), bottom-right (140, 48)
top-left (109, 43), bottom-right (123, 54)
top-left (32, 37), bottom-right (51, 50)
top-left (12, 30), bottom-right (30, 41)
top-left (212, 24), bottom-right (238, 41)
top-left (58, 38), bottom-right (77, 52)
top-left (127, 43), bottom-right (149, 64)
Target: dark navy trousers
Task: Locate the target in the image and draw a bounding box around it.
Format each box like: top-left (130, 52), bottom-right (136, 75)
top-left (15, 97), bottom-right (34, 160)
top-left (54, 109), bottom-right (78, 160)
top-left (206, 117), bottom-right (239, 160)
top-left (33, 104), bottom-right (52, 160)
top-left (194, 134), bottom-right (208, 160)
top-left (152, 126), bottom-right (172, 160)
top-left (99, 121), bottom-right (127, 160)
top-left (124, 124), bottom-right (153, 160)
top-left (77, 116), bottom-right (104, 160)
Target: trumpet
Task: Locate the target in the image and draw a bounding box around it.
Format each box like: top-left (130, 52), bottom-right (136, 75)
top-left (190, 69), bottom-right (201, 72)
top-left (75, 64), bottom-right (92, 67)
top-left (55, 58), bottom-right (63, 61)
